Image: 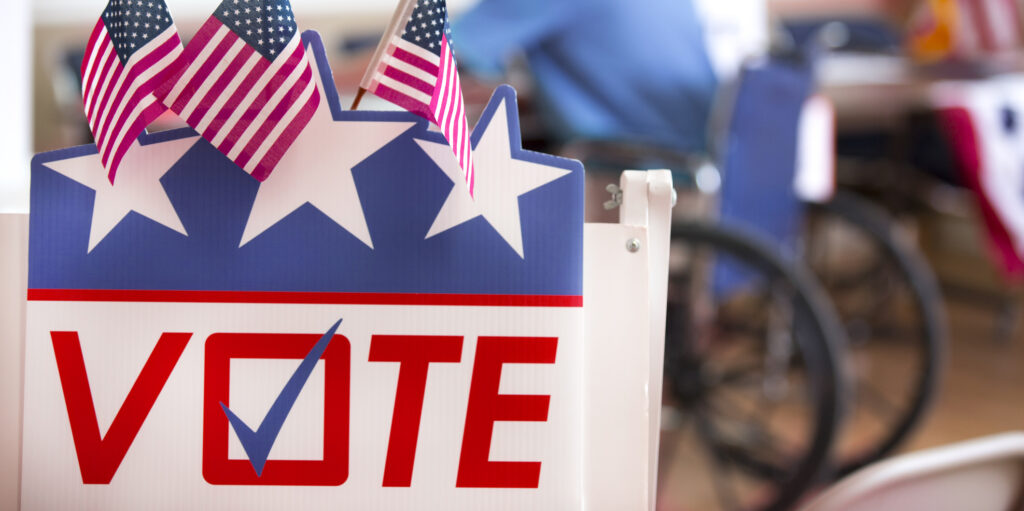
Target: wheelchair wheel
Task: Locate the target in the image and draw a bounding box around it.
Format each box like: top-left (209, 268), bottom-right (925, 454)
top-left (803, 191), bottom-right (947, 477)
top-left (660, 221), bottom-right (845, 511)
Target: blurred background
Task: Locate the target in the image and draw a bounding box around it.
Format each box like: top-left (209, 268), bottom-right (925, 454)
top-left (9, 0), bottom-right (1024, 509)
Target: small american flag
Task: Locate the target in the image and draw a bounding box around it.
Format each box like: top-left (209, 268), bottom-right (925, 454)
top-left (158, 0), bottom-right (319, 181)
top-left (361, 0), bottom-right (475, 195)
top-left (82, 0), bottom-right (184, 183)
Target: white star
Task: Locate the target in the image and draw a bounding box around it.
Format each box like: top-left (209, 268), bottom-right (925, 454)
top-left (415, 98), bottom-right (571, 257)
top-left (43, 135), bottom-right (199, 252)
top-left (239, 51), bottom-right (415, 248)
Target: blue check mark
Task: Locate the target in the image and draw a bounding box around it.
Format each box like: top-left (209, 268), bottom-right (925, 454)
top-left (220, 318), bottom-right (342, 476)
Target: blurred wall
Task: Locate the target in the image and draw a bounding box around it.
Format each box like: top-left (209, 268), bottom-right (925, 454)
top-left (2, 0), bottom-right (30, 213)
top-left (770, 0), bottom-right (918, 23)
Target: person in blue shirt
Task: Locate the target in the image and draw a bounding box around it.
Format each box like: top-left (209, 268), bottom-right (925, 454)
top-left (453, 0), bottom-right (720, 154)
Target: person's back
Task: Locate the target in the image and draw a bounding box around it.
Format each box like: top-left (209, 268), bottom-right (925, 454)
top-left (454, 0), bottom-right (719, 153)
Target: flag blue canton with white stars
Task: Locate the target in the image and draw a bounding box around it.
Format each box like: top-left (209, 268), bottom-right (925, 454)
top-left (400, 0), bottom-right (454, 56)
top-left (213, 0), bottom-right (297, 60)
top-left (102, 0), bottom-right (175, 63)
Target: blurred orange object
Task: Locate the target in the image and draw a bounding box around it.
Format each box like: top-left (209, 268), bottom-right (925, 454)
top-left (908, 0), bottom-right (959, 63)
top-left (908, 0), bottom-right (1024, 64)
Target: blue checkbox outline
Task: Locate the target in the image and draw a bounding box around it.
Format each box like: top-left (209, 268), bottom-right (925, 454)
top-left (220, 318), bottom-right (342, 476)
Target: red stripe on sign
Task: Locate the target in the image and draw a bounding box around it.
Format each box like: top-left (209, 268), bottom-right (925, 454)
top-left (27, 289), bottom-right (583, 307)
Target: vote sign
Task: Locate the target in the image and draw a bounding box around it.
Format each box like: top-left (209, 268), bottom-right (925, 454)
top-left (22, 32), bottom-right (584, 510)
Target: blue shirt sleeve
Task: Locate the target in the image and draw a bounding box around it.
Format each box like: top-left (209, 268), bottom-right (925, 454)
top-left (453, 0), bottom-right (576, 78)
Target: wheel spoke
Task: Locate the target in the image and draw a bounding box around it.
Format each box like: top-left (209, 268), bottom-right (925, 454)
top-left (715, 361), bottom-right (766, 387)
top-left (695, 413), bottom-right (743, 511)
top-left (705, 392), bottom-right (802, 477)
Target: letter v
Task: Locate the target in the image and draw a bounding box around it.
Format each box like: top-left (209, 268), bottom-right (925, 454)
top-left (50, 331), bottom-right (191, 484)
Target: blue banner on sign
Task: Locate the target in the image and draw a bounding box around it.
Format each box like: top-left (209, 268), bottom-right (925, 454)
top-left (29, 32), bottom-right (584, 297)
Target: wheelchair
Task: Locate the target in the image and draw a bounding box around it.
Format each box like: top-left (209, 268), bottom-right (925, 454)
top-left (565, 37), bottom-right (946, 509)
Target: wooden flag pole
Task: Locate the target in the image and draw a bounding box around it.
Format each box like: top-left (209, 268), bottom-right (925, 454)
top-left (350, 88), bottom-right (367, 110)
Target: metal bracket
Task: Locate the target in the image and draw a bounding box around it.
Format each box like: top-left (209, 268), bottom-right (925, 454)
top-left (603, 183), bottom-right (623, 210)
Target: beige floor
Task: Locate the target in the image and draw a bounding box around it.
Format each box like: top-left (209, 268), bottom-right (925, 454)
top-left (903, 300), bottom-right (1024, 452)
top-left (902, 202), bottom-right (1024, 448)
top-left (658, 276), bottom-right (1024, 511)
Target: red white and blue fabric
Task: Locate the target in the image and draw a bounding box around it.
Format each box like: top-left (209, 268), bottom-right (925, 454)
top-left (158, 0), bottom-right (319, 181)
top-left (934, 76), bottom-right (1024, 278)
top-left (363, 0), bottom-right (476, 195)
top-left (81, 0), bottom-right (183, 183)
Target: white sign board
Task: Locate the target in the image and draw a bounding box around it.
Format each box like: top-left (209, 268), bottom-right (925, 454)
top-left (22, 34), bottom-right (587, 510)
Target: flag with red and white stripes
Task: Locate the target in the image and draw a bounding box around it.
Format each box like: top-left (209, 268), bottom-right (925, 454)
top-left (956, 0), bottom-right (1024, 55)
top-left (81, 0), bottom-right (184, 183)
top-left (158, 0), bottom-right (319, 182)
top-left (361, 0), bottom-right (475, 196)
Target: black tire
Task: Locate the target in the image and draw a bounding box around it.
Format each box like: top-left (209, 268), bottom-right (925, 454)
top-left (804, 191), bottom-right (947, 477)
top-left (660, 221), bottom-right (846, 511)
